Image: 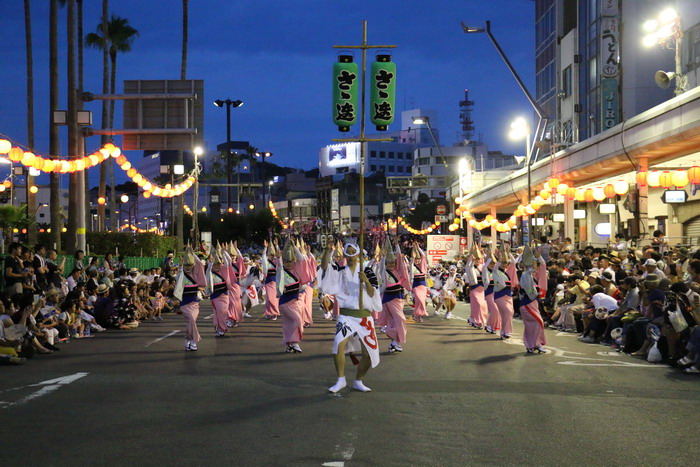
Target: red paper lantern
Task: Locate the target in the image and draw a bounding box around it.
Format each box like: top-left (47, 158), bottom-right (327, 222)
top-left (566, 187), bottom-right (576, 200)
top-left (584, 188), bottom-right (594, 203)
top-left (539, 189), bottom-right (551, 200)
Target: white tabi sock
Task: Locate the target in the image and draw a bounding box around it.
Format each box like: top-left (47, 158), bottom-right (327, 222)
top-left (352, 380), bottom-right (372, 392)
top-left (328, 377), bottom-right (347, 393)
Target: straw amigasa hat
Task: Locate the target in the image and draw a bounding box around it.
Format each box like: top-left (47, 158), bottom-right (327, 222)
top-left (470, 242), bottom-right (483, 260)
top-left (282, 237), bottom-right (296, 263)
top-left (212, 243), bottom-right (224, 265)
top-left (182, 245), bottom-right (196, 266)
top-left (521, 244), bottom-right (536, 267)
top-left (384, 237), bottom-right (396, 263)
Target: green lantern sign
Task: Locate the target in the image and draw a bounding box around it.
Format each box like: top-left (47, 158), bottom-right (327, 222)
top-left (370, 55), bottom-right (396, 131)
top-left (332, 55), bottom-right (359, 132)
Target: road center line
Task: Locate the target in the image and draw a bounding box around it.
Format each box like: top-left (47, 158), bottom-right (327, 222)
top-left (145, 330), bottom-right (181, 347)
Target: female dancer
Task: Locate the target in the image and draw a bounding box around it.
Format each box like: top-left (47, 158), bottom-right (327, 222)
top-left (174, 248), bottom-right (205, 351)
top-left (518, 245), bottom-right (547, 354)
top-left (206, 245), bottom-right (231, 337)
top-left (442, 265), bottom-right (462, 320)
top-left (493, 248), bottom-right (516, 339)
top-left (410, 241), bottom-right (428, 323)
top-left (276, 238), bottom-right (312, 353)
top-left (262, 239), bottom-right (280, 320)
top-left (465, 245), bottom-right (488, 329)
top-left (381, 238), bottom-right (411, 352)
top-left (482, 250), bottom-right (502, 335)
top-left (299, 239), bottom-right (317, 328)
top-left (224, 241), bottom-right (246, 328)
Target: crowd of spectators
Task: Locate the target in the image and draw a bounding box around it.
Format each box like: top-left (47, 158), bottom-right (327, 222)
top-left (0, 243), bottom-right (180, 365)
top-left (533, 234), bottom-right (700, 374)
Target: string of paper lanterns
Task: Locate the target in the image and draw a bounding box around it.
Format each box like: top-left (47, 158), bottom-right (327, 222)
top-left (119, 224), bottom-right (162, 234)
top-left (635, 168), bottom-right (700, 188)
top-left (268, 201), bottom-right (289, 229)
top-left (0, 138), bottom-right (197, 199)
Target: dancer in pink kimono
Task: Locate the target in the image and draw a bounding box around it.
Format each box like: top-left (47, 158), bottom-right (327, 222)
top-left (261, 239), bottom-right (280, 320)
top-left (174, 248), bottom-right (206, 351)
top-left (224, 241), bottom-right (246, 328)
top-left (482, 251), bottom-right (502, 335)
top-left (518, 245), bottom-right (547, 354)
top-left (276, 239), bottom-right (312, 353)
top-left (465, 246), bottom-right (488, 329)
top-left (321, 237), bottom-right (382, 393)
top-left (380, 238), bottom-right (411, 353)
top-left (299, 240), bottom-right (317, 328)
top-left (206, 246), bottom-right (231, 337)
top-left (493, 248), bottom-right (516, 340)
top-left (410, 241), bottom-right (428, 322)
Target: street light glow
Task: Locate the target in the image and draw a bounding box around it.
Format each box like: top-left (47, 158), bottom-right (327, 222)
top-left (120, 194), bottom-right (129, 203)
top-left (643, 19), bottom-right (658, 33)
top-left (508, 117), bottom-right (529, 140)
top-left (659, 7), bottom-right (677, 24)
top-left (193, 146), bottom-right (203, 156)
top-left (412, 116), bottom-right (427, 125)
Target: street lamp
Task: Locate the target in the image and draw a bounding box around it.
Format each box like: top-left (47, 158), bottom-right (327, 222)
top-left (255, 151), bottom-right (272, 205)
top-left (412, 116), bottom-right (449, 169)
top-left (642, 7), bottom-right (686, 96)
top-left (213, 98), bottom-right (244, 212)
top-left (509, 117), bottom-right (532, 242)
top-left (192, 146), bottom-right (203, 243)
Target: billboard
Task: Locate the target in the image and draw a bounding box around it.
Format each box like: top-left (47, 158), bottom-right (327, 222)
top-left (426, 234), bottom-right (460, 266)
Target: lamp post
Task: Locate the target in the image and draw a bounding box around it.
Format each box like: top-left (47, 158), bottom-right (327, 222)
top-left (192, 146), bottom-right (203, 244)
top-left (213, 99), bottom-right (244, 212)
top-left (643, 7), bottom-right (686, 96)
top-left (462, 20), bottom-right (548, 163)
top-left (255, 151), bottom-right (272, 206)
top-left (120, 194), bottom-right (130, 231)
top-left (412, 116), bottom-right (448, 169)
top-left (509, 117), bottom-right (532, 243)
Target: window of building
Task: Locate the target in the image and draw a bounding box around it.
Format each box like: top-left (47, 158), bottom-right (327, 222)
top-left (562, 65), bottom-right (572, 97)
top-left (388, 165), bottom-right (395, 173)
top-left (418, 157), bottom-right (430, 166)
top-left (388, 151), bottom-right (395, 159)
top-left (406, 152), bottom-right (413, 160)
top-left (370, 164), bottom-right (376, 171)
top-left (370, 150), bottom-right (376, 158)
top-left (397, 166), bottom-right (403, 173)
top-left (397, 152), bottom-right (404, 159)
top-left (379, 151), bottom-right (385, 158)
top-left (39, 213), bottom-right (45, 218)
top-left (588, 57), bottom-right (597, 91)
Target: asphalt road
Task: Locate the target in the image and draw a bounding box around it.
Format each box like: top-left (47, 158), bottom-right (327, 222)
top-left (1, 299), bottom-right (699, 467)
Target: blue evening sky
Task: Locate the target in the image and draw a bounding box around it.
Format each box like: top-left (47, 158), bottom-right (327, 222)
top-left (0, 0), bottom-right (535, 186)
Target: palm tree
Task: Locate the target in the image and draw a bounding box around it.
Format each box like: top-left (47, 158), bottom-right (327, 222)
top-left (0, 205), bottom-right (32, 250)
top-left (24, 0), bottom-right (37, 245)
top-left (181, 0), bottom-right (188, 80)
top-left (85, 0), bottom-right (109, 231)
top-left (86, 15), bottom-right (138, 230)
top-left (50, 0), bottom-right (62, 250)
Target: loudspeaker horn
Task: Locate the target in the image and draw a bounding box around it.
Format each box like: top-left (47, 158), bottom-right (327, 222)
top-left (655, 70), bottom-right (675, 89)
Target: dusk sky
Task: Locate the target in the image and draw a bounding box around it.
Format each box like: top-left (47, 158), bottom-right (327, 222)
top-left (0, 0), bottom-right (536, 186)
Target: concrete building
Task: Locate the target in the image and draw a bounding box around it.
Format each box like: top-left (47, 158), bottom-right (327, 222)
top-left (537, 0), bottom-right (700, 147)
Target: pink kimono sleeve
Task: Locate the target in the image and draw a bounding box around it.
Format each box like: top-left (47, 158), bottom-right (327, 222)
top-left (506, 262), bottom-right (519, 288)
top-left (536, 261), bottom-right (548, 293)
top-left (293, 260), bottom-right (312, 285)
top-left (396, 252), bottom-right (411, 290)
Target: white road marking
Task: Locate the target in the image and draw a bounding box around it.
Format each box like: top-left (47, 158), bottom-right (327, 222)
top-left (145, 330), bottom-right (181, 347)
top-left (3, 372), bottom-right (89, 409)
top-left (322, 463), bottom-right (345, 467)
top-left (203, 314), bottom-right (213, 320)
top-left (555, 332), bottom-right (576, 337)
